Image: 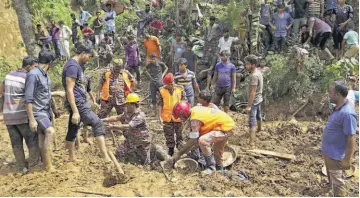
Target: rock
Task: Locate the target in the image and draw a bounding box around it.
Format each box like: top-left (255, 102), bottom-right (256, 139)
top-left (289, 172), bottom-right (301, 180)
top-left (225, 191), bottom-right (234, 197)
top-left (173, 191), bottom-right (184, 197)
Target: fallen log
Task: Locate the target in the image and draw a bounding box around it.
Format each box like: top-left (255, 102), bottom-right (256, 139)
top-left (246, 149), bottom-right (296, 160)
top-left (72, 190), bottom-right (112, 197)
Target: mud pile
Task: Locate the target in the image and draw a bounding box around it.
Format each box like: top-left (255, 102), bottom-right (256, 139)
top-left (0, 96), bottom-right (358, 196)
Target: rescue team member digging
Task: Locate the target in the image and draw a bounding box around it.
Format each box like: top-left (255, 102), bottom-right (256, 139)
top-left (62, 43), bottom-right (111, 162)
top-left (103, 93), bottom-right (152, 165)
top-left (97, 58), bottom-right (136, 119)
top-left (25, 50), bottom-right (56, 171)
top-left (158, 73), bottom-right (186, 156)
top-left (0, 57), bottom-right (40, 173)
top-left (170, 101), bottom-right (235, 174)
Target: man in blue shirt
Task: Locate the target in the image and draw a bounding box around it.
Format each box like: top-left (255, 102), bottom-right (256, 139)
top-left (62, 42), bottom-right (111, 162)
top-left (321, 82), bottom-right (357, 197)
top-left (210, 51), bottom-right (236, 113)
top-left (25, 50), bottom-right (56, 172)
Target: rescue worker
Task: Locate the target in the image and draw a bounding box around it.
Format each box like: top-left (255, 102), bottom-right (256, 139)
top-left (97, 58), bottom-right (136, 119)
top-left (170, 101), bottom-right (235, 174)
top-left (103, 93), bottom-right (152, 164)
top-left (158, 73), bottom-right (186, 156)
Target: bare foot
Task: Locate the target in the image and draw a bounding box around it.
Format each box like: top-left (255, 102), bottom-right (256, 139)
top-left (44, 165), bottom-right (55, 172)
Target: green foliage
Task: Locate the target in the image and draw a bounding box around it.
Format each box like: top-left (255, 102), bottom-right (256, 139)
top-left (48, 62), bottom-right (65, 90)
top-left (28, 0), bottom-right (73, 27)
top-left (0, 56), bottom-right (16, 80)
top-left (322, 58), bottom-right (359, 91)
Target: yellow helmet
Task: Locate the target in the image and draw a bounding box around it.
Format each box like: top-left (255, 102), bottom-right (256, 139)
top-left (125, 93), bottom-right (141, 103)
top-left (113, 58), bottom-right (123, 65)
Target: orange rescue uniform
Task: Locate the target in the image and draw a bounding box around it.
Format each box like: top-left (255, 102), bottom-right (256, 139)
top-left (159, 85), bottom-right (184, 122)
top-left (190, 106), bottom-right (235, 135)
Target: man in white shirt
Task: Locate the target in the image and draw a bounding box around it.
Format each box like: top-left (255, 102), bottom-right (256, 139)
top-left (217, 28), bottom-right (239, 61)
top-left (59, 20), bottom-right (72, 60)
top-left (105, 3), bottom-right (117, 35)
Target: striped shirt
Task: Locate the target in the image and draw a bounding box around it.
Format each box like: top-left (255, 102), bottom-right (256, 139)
top-left (3, 70), bottom-right (29, 125)
top-left (174, 69), bottom-right (196, 86)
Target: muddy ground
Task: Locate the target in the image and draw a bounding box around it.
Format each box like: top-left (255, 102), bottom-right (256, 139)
top-left (0, 93), bottom-right (358, 197)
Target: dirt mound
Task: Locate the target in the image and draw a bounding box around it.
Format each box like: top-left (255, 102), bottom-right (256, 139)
top-left (0, 85), bottom-right (358, 196)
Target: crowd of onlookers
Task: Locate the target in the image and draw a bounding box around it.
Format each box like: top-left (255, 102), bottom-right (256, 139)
top-left (35, 4), bottom-right (118, 60)
top-left (260, 0), bottom-right (358, 60)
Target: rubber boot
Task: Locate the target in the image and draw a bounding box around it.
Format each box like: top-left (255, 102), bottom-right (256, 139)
top-left (201, 154), bottom-right (216, 175)
top-left (249, 128), bottom-right (256, 149)
top-left (12, 148), bottom-right (26, 171)
top-left (168, 147), bottom-right (174, 156)
top-left (27, 147), bottom-right (41, 167)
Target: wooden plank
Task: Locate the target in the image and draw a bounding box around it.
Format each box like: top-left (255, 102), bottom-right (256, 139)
top-left (246, 149), bottom-right (296, 160)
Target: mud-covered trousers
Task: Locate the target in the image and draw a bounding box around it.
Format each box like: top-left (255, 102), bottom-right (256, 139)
top-left (6, 124), bottom-right (41, 168)
top-left (98, 97), bottom-right (125, 119)
top-left (163, 121), bottom-right (183, 149)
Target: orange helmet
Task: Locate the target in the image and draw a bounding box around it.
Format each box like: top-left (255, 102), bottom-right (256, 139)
top-left (172, 101), bottom-right (191, 119)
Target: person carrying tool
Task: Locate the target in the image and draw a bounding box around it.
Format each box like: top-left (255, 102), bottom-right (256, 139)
top-left (158, 73), bottom-right (186, 156)
top-left (97, 58), bottom-right (136, 119)
top-left (169, 101), bottom-right (235, 174)
top-left (103, 93), bottom-right (152, 165)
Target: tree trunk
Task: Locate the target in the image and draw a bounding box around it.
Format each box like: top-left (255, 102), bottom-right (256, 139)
top-left (175, 0), bottom-right (179, 26)
top-left (12, 0), bottom-right (37, 56)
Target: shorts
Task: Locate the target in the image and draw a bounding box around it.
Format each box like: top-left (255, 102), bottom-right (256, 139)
top-left (66, 102), bottom-right (105, 142)
top-left (344, 45), bottom-right (359, 58)
top-left (35, 112), bottom-right (53, 132)
top-left (332, 28), bottom-right (347, 49)
top-left (313, 32), bottom-right (331, 50)
top-left (212, 86), bottom-right (231, 107)
top-left (107, 26), bottom-right (116, 34)
top-left (248, 103), bottom-right (262, 129)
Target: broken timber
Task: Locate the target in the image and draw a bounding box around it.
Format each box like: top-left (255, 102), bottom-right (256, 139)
top-left (246, 149), bottom-right (296, 160)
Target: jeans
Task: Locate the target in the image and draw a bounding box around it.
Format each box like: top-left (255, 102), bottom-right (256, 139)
top-left (150, 81), bottom-right (162, 105)
top-left (248, 103), bottom-right (262, 129)
top-left (128, 66), bottom-right (141, 82)
top-left (52, 39), bottom-right (61, 57)
top-left (184, 84), bottom-right (195, 107)
top-left (274, 36), bottom-right (286, 53)
top-left (292, 17), bottom-right (307, 36)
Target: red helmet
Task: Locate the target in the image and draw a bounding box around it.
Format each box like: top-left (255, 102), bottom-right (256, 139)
top-left (163, 73), bottom-right (174, 85)
top-left (172, 101), bottom-right (191, 119)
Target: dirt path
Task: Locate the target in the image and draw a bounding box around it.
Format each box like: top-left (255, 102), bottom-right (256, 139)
top-left (0, 99), bottom-right (358, 197)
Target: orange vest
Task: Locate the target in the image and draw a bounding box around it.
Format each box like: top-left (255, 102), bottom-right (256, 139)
top-left (101, 71), bottom-right (134, 101)
top-left (159, 86), bottom-right (183, 122)
top-left (190, 106), bottom-right (235, 135)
